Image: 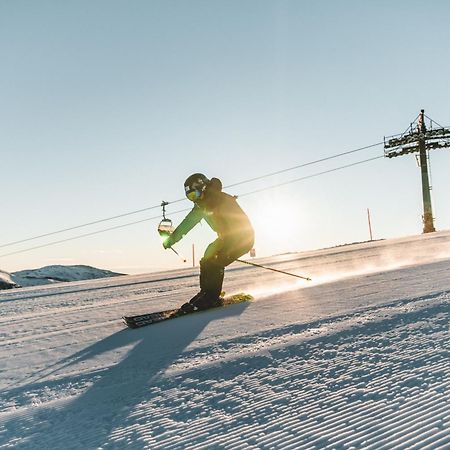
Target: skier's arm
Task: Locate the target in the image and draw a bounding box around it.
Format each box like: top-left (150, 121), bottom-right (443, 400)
top-left (164, 206), bottom-right (203, 248)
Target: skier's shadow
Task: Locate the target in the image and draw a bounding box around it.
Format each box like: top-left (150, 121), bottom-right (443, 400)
top-left (20, 303), bottom-right (248, 450)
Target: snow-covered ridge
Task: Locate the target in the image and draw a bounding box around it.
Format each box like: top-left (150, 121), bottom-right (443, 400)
top-left (0, 269), bottom-right (19, 290)
top-left (1, 265), bottom-right (124, 289)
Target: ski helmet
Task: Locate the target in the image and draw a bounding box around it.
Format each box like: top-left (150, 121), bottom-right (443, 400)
top-left (184, 173), bottom-right (209, 201)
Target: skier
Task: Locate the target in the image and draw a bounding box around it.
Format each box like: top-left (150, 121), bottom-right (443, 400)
top-left (162, 173), bottom-right (254, 313)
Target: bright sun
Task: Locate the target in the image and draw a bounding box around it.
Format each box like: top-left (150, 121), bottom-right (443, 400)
top-left (248, 196), bottom-right (304, 255)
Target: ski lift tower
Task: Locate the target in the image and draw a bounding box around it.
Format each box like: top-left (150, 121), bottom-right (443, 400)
top-left (384, 109), bottom-right (450, 233)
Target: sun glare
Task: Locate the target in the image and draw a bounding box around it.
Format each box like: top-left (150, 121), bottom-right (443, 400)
top-left (249, 196), bottom-right (304, 255)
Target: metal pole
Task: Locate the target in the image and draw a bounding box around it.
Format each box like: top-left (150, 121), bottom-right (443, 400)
top-left (367, 208), bottom-right (373, 241)
top-left (237, 259), bottom-right (311, 281)
top-left (192, 244), bottom-right (195, 267)
top-left (418, 109), bottom-right (436, 233)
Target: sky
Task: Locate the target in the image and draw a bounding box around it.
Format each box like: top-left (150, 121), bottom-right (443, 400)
top-left (1, 0), bottom-right (450, 274)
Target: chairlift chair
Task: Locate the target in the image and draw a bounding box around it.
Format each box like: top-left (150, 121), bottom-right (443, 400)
top-left (158, 218), bottom-right (174, 237)
top-left (158, 201), bottom-right (174, 239)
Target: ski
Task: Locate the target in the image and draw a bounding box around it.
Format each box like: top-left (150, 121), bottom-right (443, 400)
top-left (123, 293), bottom-right (253, 329)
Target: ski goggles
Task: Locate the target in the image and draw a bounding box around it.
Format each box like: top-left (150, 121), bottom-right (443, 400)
top-left (185, 188), bottom-right (202, 202)
top-left (185, 182), bottom-right (205, 201)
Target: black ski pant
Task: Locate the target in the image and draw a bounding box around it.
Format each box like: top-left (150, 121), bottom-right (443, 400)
top-left (199, 234), bottom-right (254, 297)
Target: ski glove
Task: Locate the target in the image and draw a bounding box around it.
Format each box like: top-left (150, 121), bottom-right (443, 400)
top-left (162, 234), bottom-right (174, 249)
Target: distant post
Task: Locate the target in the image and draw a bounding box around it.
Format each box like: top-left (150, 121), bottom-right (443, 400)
top-left (367, 208), bottom-right (373, 241)
top-left (192, 244), bottom-right (195, 267)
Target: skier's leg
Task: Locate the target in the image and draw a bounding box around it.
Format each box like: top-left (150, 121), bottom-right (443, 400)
top-left (199, 234), bottom-right (254, 299)
top-left (200, 258), bottom-right (225, 297)
top-left (179, 240), bottom-right (224, 312)
top-left (198, 239), bottom-right (226, 302)
top-left (183, 234), bottom-right (254, 312)
top-left (212, 233), bottom-right (255, 274)
top-left (221, 234), bottom-right (255, 265)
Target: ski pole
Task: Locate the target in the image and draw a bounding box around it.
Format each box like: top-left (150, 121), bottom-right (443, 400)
top-left (170, 247), bottom-right (187, 263)
top-left (237, 259), bottom-right (311, 281)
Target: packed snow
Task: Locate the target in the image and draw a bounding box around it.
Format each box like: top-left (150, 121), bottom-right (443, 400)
top-left (0, 231), bottom-right (449, 449)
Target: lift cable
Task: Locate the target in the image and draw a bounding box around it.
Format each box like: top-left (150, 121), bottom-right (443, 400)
top-left (0, 199), bottom-right (187, 250)
top-left (0, 208), bottom-right (193, 258)
top-left (226, 141), bottom-right (383, 188)
top-left (238, 155), bottom-right (384, 198)
top-left (0, 141), bottom-right (383, 250)
top-left (0, 154), bottom-right (384, 259)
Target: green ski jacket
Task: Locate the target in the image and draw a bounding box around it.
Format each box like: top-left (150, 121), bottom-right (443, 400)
top-left (169, 178), bottom-right (254, 246)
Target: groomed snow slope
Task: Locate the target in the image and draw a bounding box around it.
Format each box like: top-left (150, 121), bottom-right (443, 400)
top-left (1, 232), bottom-right (449, 449)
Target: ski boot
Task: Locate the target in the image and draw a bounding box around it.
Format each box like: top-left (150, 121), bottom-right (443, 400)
top-left (179, 291), bottom-right (223, 314)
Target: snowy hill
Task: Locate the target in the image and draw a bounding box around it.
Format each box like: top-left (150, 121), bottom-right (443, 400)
top-left (10, 265), bottom-right (124, 288)
top-left (0, 270), bottom-right (19, 290)
top-left (0, 231), bottom-right (449, 449)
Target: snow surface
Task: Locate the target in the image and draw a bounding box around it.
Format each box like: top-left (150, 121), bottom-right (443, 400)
top-left (1, 231), bottom-right (449, 449)
top-left (10, 265), bottom-right (124, 288)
